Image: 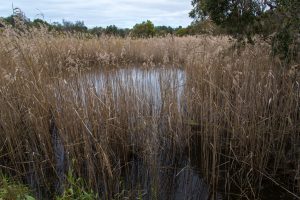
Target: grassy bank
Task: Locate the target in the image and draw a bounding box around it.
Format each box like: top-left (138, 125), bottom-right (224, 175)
top-left (0, 25), bottom-right (299, 199)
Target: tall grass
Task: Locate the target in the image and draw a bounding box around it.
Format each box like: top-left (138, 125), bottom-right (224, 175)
top-left (0, 24), bottom-right (299, 199)
top-left (186, 44), bottom-right (300, 199)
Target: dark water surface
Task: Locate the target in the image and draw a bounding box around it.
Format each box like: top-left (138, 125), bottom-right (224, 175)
top-left (34, 67), bottom-right (296, 199)
top-left (83, 68), bottom-right (215, 199)
top-left (47, 67), bottom-right (220, 199)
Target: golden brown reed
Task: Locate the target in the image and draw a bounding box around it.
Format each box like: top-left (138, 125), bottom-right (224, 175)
top-left (0, 25), bottom-right (299, 199)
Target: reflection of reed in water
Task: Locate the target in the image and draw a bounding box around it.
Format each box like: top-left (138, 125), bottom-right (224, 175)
top-left (50, 113), bottom-right (66, 195)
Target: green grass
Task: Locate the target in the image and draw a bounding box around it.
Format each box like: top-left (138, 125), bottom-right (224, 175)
top-left (0, 174), bottom-right (35, 200)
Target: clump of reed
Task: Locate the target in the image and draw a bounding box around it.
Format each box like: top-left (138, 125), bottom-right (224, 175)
top-left (0, 23), bottom-right (230, 73)
top-left (0, 24), bottom-right (299, 199)
top-left (186, 43), bottom-right (300, 199)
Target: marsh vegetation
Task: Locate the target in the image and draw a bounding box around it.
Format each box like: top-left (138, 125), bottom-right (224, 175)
top-left (0, 22), bottom-right (299, 199)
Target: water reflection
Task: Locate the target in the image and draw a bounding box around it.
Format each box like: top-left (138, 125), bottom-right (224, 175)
top-left (81, 67), bottom-right (186, 111)
top-left (53, 67), bottom-right (219, 199)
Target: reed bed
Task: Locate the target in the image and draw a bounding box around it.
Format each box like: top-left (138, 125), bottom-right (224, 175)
top-left (0, 25), bottom-right (299, 199)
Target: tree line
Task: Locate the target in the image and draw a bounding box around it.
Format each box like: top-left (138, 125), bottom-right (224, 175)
top-left (0, 8), bottom-right (226, 38)
top-left (1, 1), bottom-right (298, 63)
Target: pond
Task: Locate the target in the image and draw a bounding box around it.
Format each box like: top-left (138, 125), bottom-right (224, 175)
top-left (46, 67), bottom-right (222, 199)
top-left (81, 67), bottom-right (186, 110)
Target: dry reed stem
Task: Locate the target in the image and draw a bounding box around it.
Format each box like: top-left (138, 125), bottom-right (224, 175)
top-left (0, 26), bottom-right (299, 199)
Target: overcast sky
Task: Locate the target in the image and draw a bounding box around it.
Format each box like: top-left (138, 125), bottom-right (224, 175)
top-left (0, 0), bottom-right (193, 28)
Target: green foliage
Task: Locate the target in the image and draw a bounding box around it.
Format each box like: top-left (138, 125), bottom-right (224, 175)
top-left (61, 20), bottom-right (88, 32)
top-left (270, 0), bottom-right (300, 63)
top-left (131, 20), bottom-right (155, 38)
top-left (176, 27), bottom-right (189, 37)
top-left (189, 19), bottom-right (223, 35)
top-left (1, 16), bottom-right (14, 26)
top-left (2, 7), bottom-right (211, 39)
top-left (0, 175), bottom-right (35, 200)
top-left (190, 0), bottom-right (264, 38)
top-left (56, 169), bottom-right (97, 200)
top-left (32, 18), bottom-right (51, 27)
top-left (89, 26), bottom-right (105, 36)
top-left (0, 169), bottom-right (97, 200)
top-left (155, 26), bottom-right (174, 36)
top-left (175, 20), bottom-right (223, 36)
top-left (105, 25), bottom-right (119, 36)
top-left (0, 7), bottom-right (30, 28)
top-left (272, 23), bottom-right (299, 63)
top-left (105, 25), bottom-right (130, 37)
top-left (190, 0), bottom-right (300, 63)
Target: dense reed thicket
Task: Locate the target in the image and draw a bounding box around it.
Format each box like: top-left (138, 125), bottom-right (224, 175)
top-left (0, 24), bottom-right (299, 199)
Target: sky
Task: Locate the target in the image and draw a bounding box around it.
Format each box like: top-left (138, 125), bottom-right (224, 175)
top-left (0, 0), bottom-right (193, 28)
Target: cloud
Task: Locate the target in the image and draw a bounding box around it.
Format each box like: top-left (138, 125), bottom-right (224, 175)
top-left (0, 0), bottom-right (193, 28)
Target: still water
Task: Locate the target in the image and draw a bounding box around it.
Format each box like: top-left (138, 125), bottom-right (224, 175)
top-left (49, 67), bottom-right (221, 199)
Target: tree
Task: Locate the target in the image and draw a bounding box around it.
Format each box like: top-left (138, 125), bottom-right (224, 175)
top-left (105, 25), bottom-right (119, 36)
top-left (155, 26), bottom-right (174, 36)
top-left (61, 20), bottom-right (87, 32)
top-left (190, 0), bottom-right (300, 63)
top-left (32, 18), bottom-right (52, 29)
top-left (176, 27), bottom-right (189, 37)
top-left (131, 20), bottom-right (155, 38)
top-left (188, 19), bottom-right (222, 35)
top-left (1, 8), bottom-right (30, 27)
top-left (89, 26), bottom-right (105, 36)
top-left (190, 0), bottom-right (267, 40)
top-left (103, 25), bottom-right (130, 37)
top-left (73, 21), bottom-right (88, 32)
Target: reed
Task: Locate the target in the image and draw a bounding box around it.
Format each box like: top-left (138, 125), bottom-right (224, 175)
top-left (0, 24), bottom-right (299, 199)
